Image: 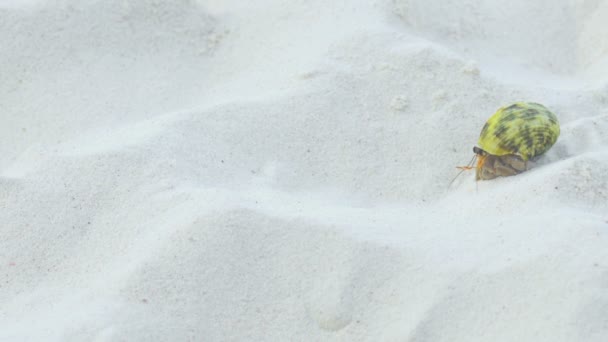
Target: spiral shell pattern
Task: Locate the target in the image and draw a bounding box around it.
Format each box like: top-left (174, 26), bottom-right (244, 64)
top-left (478, 102), bottom-right (560, 160)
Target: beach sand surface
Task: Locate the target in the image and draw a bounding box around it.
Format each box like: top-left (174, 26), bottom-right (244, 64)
top-left (1, 0), bottom-right (608, 341)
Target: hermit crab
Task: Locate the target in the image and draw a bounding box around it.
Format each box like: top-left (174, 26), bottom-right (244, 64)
top-left (454, 102), bottom-right (560, 181)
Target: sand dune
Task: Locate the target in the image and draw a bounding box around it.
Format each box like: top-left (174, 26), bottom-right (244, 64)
top-left (1, 0), bottom-right (608, 341)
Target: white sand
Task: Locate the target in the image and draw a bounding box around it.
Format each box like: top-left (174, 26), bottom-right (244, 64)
top-left (1, 0), bottom-right (608, 340)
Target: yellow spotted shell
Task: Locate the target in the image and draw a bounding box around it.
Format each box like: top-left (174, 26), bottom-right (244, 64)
top-left (477, 102), bottom-right (560, 160)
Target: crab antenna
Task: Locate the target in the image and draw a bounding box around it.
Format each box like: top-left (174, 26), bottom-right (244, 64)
top-left (448, 154), bottom-right (477, 188)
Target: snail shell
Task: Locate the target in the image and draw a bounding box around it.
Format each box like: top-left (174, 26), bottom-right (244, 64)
top-left (475, 102), bottom-right (560, 180)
